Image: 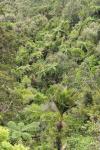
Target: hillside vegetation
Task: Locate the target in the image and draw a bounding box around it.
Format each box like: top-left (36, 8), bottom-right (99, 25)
top-left (0, 0), bottom-right (100, 149)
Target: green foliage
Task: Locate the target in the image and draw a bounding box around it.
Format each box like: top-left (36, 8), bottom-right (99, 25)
top-left (0, 141), bottom-right (13, 150)
top-left (66, 135), bottom-right (97, 150)
top-left (0, 0), bottom-right (100, 149)
top-left (13, 144), bottom-right (29, 150)
top-left (0, 126), bottom-right (9, 142)
top-left (47, 84), bottom-right (75, 114)
top-left (7, 121), bottom-right (31, 143)
top-left (0, 126), bottom-right (28, 150)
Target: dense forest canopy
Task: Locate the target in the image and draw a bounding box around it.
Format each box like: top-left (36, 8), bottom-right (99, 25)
top-left (0, 0), bottom-right (100, 149)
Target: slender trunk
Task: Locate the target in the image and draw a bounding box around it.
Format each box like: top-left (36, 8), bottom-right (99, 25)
top-left (56, 119), bottom-right (63, 150)
top-left (56, 134), bottom-right (62, 150)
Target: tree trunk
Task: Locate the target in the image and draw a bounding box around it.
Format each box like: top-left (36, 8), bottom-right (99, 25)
top-left (56, 120), bottom-right (63, 150)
